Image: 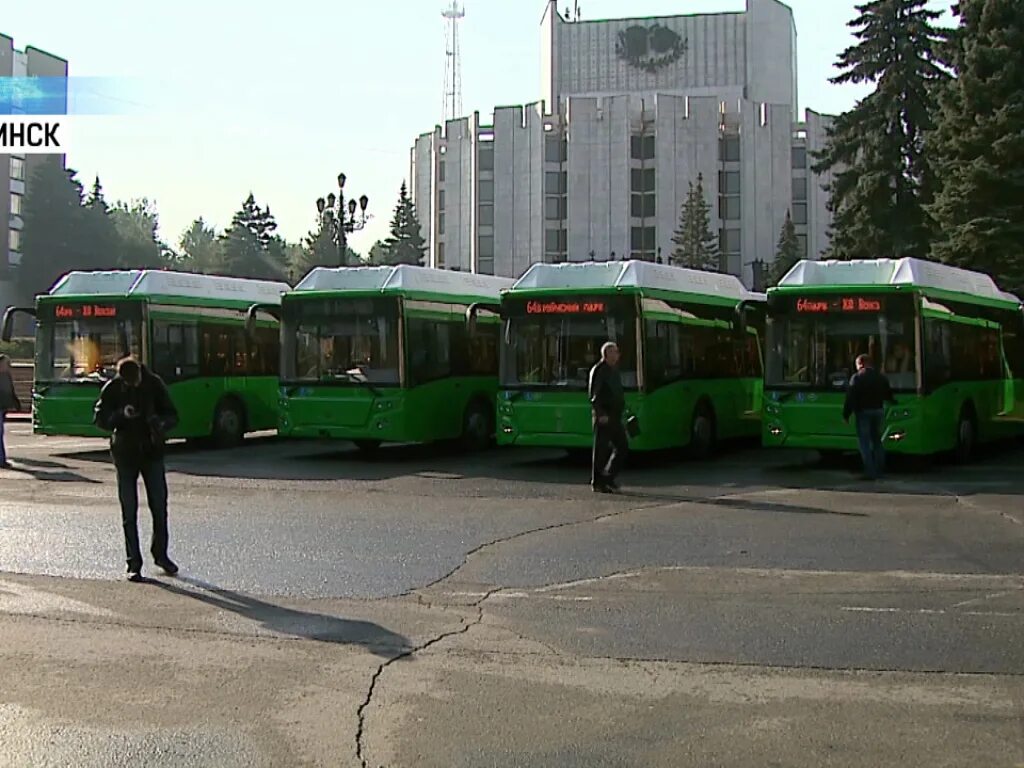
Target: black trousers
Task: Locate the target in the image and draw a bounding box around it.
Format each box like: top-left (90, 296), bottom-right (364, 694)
top-left (592, 418), bottom-right (628, 486)
top-left (115, 457), bottom-right (170, 570)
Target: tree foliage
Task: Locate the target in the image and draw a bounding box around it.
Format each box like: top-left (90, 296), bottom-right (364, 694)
top-left (929, 0), bottom-right (1024, 294)
top-left (670, 174), bottom-right (720, 271)
top-left (814, 0), bottom-right (951, 261)
top-left (382, 182), bottom-right (426, 266)
top-left (769, 211), bottom-right (802, 286)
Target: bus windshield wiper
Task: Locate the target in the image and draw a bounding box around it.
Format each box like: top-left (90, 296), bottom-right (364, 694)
top-left (329, 369), bottom-right (383, 396)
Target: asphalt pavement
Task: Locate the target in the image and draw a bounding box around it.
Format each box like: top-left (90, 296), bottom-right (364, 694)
top-left (1, 421), bottom-right (1022, 767)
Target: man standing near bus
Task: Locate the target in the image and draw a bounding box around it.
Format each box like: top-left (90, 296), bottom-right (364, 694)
top-left (94, 358), bottom-right (180, 581)
top-left (0, 354), bottom-right (23, 469)
top-left (843, 354), bottom-right (896, 480)
top-left (589, 342), bottom-right (627, 493)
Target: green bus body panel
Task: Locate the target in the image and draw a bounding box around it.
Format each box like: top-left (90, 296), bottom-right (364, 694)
top-left (32, 377), bottom-right (279, 439)
top-left (497, 379), bottom-right (762, 450)
top-left (279, 377), bottom-right (498, 443)
top-left (763, 381), bottom-right (1024, 455)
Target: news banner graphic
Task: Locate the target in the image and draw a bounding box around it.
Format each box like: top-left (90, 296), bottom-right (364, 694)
top-left (0, 75), bottom-right (139, 154)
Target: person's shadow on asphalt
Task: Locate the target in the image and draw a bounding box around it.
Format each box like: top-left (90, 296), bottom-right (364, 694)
top-left (148, 577), bottom-right (411, 658)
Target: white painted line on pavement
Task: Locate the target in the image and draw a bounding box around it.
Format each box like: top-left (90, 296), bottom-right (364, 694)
top-left (951, 590), bottom-right (1018, 609)
top-left (840, 606), bottom-right (1019, 618)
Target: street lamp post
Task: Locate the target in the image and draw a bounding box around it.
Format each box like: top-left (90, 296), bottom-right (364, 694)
top-left (315, 173), bottom-right (370, 267)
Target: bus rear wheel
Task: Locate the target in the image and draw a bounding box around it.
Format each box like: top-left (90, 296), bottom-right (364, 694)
top-left (461, 400), bottom-right (493, 452)
top-left (687, 403), bottom-right (716, 460)
top-left (954, 407), bottom-right (977, 464)
top-left (212, 399), bottom-right (246, 449)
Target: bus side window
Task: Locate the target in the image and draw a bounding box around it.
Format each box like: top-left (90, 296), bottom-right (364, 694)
top-left (152, 322), bottom-right (199, 381)
top-left (923, 318), bottom-right (952, 391)
top-left (407, 316), bottom-right (452, 385)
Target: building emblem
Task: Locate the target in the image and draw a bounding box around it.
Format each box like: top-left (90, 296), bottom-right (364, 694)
top-left (615, 23), bottom-right (688, 74)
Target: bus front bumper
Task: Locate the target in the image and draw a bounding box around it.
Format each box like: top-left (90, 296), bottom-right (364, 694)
top-left (763, 409), bottom-right (925, 454)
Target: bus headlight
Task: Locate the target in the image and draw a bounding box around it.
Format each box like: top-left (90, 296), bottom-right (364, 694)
top-left (375, 399), bottom-right (395, 412)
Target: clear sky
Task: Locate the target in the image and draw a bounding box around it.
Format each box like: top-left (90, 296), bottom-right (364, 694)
top-left (4, 0), bottom-right (952, 254)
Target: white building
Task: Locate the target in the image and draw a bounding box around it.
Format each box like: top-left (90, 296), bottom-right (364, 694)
top-left (410, 0), bottom-right (833, 288)
top-left (0, 35), bottom-right (68, 316)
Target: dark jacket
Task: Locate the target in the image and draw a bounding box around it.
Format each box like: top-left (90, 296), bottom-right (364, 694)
top-left (843, 366), bottom-right (896, 420)
top-left (93, 367), bottom-right (178, 462)
top-left (589, 360), bottom-right (625, 422)
top-left (0, 371), bottom-right (21, 413)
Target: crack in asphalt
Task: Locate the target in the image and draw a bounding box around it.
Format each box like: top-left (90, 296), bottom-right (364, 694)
top-left (355, 587), bottom-right (502, 768)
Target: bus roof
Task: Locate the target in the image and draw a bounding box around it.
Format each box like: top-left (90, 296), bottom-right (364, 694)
top-left (45, 270), bottom-right (290, 305)
top-left (510, 260), bottom-right (763, 304)
top-left (293, 265), bottom-right (514, 299)
top-left (777, 258), bottom-right (1021, 307)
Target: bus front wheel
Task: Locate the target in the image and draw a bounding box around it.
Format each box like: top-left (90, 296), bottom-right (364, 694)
top-left (212, 399), bottom-right (246, 449)
top-left (687, 403), bottom-right (716, 460)
top-left (954, 407), bottom-right (977, 464)
top-left (461, 400), bottom-right (493, 452)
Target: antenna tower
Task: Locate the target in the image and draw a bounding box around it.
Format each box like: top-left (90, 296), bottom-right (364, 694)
top-left (442, 0), bottom-right (465, 123)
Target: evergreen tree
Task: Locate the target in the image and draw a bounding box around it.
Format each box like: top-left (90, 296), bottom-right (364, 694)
top-left (110, 198), bottom-right (167, 269)
top-left (769, 211), bottom-right (802, 285)
top-left (670, 174), bottom-right (720, 271)
top-left (382, 182), bottom-right (426, 266)
top-left (179, 218), bottom-right (224, 274)
top-left (814, 0), bottom-right (951, 261)
top-left (293, 216), bottom-right (358, 277)
top-left (367, 240), bottom-right (389, 266)
top-left (220, 195), bottom-right (287, 279)
top-left (16, 162), bottom-right (92, 300)
top-left (929, 0), bottom-right (1024, 294)
top-left (80, 176), bottom-right (121, 271)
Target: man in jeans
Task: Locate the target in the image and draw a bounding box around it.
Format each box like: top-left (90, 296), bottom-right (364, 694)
top-left (0, 354), bottom-right (23, 469)
top-left (94, 357), bottom-right (180, 581)
top-left (589, 341), bottom-right (627, 493)
top-left (843, 354), bottom-right (896, 480)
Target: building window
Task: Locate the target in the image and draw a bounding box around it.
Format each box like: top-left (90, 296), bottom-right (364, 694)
top-left (719, 171), bottom-right (741, 195)
top-left (438, 161), bottom-right (446, 183)
top-left (630, 168), bottom-right (655, 193)
top-left (478, 234), bottom-right (494, 259)
top-left (438, 213), bottom-right (446, 235)
top-left (630, 227), bottom-right (656, 252)
top-left (437, 241), bottom-right (445, 267)
top-left (720, 136), bottom-right (740, 162)
top-left (9, 228), bottom-right (21, 252)
top-left (792, 202), bottom-right (808, 225)
top-left (478, 180), bottom-right (494, 203)
top-left (792, 146), bottom-right (807, 169)
top-left (630, 135), bottom-right (655, 160)
top-left (720, 195), bottom-right (741, 221)
top-left (544, 171), bottom-right (566, 195)
top-left (10, 157), bottom-right (26, 181)
top-left (545, 137), bottom-right (567, 164)
top-left (10, 193), bottom-right (23, 216)
top-left (792, 177), bottom-right (807, 202)
top-left (630, 194), bottom-right (656, 218)
top-left (544, 196), bottom-right (567, 221)
top-left (438, 190), bottom-right (446, 211)
top-left (479, 203), bottom-right (494, 227)
top-left (544, 228), bottom-right (567, 255)
top-left (479, 146), bottom-right (494, 172)
top-left (719, 228), bottom-right (741, 255)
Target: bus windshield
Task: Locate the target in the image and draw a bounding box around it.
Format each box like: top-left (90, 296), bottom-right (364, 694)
top-left (283, 297), bottom-right (401, 386)
top-left (37, 305), bottom-right (143, 383)
top-left (765, 294), bottom-right (917, 391)
top-left (501, 296), bottom-right (638, 389)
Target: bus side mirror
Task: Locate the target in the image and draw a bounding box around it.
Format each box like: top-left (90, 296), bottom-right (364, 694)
top-left (245, 303), bottom-right (280, 339)
top-left (1, 307), bottom-right (35, 342)
top-left (465, 302), bottom-right (501, 336)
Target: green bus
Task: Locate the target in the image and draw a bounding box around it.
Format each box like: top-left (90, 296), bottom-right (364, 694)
top-left (1, 269), bottom-right (289, 446)
top-left (762, 257), bottom-right (1024, 460)
top-left (494, 260), bottom-right (765, 457)
top-left (273, 265), bottom-right (514, 450)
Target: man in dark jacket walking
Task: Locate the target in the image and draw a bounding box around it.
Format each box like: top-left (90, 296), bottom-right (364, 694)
top-left (94, 357), bottom-right (180, 581)
top-left (589, 341), bottom-right (627, 493)
top-left (843, 354), bottom-right (896, 480)
top-left (0, 354), bottom-right (23, 469)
